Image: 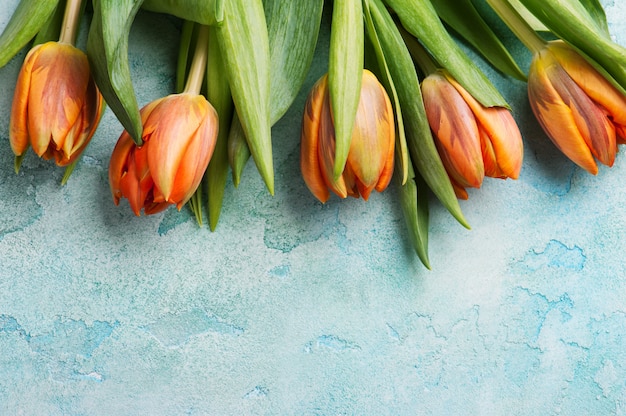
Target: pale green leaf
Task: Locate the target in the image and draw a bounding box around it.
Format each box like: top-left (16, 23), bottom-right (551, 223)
top-left (431, 0), bottom-right (526, 80)
top-left (87, 0), bottom-right (143, 143)
top-left (0, 0), bottom-right (60, 67)
top-left (33, 0), bottom-right (66, 45)
top-left (141, 0), bottom-right (224, 26)
top-left (384, 0), bottom-right (508, 108)
top-left (266, 0), bottom-right (324, 122)
top-left (399, 161), bottom-right (431, 269)
top-left (206, 26), bottom-right (234, 231)
top-left (225, 0), bottom-right (324, 186)
top-left (328, 0), bottom-right (364, 179)
top-left (216, 0), bottom-right (273, 194)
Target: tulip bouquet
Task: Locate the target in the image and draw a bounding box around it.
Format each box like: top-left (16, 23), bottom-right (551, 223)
top-left (0, 0), bottom-right (625, 268)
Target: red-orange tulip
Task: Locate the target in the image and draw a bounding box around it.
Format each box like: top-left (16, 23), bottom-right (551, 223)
top-left (109, 93), bottom-right (219, 216)
top-left (422, 70), bottom-right (523, 199)
top-left (301, 70), bottom-right (395, 203)
top-left (10, 41), bottom-right (104, 167)
top-left (528, 40), bottom-right (626, 174)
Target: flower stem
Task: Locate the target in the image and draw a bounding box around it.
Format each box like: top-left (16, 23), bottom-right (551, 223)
top-left (183, 25), bottom-right (210, 95)
top-left (486, 0), bottom-right (545, 54)
top-left (58, 0), bottom-right (83, 45)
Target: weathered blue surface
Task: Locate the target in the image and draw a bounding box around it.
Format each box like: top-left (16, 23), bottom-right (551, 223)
top-left (1, 1), bottom-right (626, 415)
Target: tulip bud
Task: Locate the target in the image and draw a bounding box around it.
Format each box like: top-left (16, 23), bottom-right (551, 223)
top-left (421, 70), bottom-right (523, 199)
top-left (528, 40), bottom-right (626, 175)
top-left (301, 69), bottom-right (395, 203)
top-left (10, 42), bottom-right (104, 167)
top-left (109, 93), bottom-right (219, 215)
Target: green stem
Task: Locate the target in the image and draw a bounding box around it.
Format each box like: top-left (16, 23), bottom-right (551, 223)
top-left (486, 0), bottom-right (545, 53)
top-left (58, 0), bottom-right (83, 44)
top-left (183, 24), bottom-right (210, 95)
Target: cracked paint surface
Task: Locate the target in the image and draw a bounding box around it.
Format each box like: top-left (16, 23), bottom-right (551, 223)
top-left (1, 1), bottom-right (626, 415)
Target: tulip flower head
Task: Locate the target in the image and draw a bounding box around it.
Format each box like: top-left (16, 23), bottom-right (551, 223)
top-left (301, 70), bottom-right (395, 203)
top-left (109, 93), bottom-right (219, 216)
top-left (9, 41), bottom-right (104, 167)
top-left (421, 70), bottom-right (523, 199)
top-left (528, 40), bottom-right (626, 174)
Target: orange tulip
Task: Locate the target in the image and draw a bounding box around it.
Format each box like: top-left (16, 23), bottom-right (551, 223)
top-left (301, 70), bottom-right (395, 203)
top-left (10, 41), bottom-right (104, 167)
top-left (109, 93), bottom-right (219, 216)
top-left (528, 40), bottom-right (626, 174)
top-left (421, 70), bottom-right (523, 199)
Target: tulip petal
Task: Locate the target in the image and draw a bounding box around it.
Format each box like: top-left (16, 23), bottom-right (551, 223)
top-left (9, 44), bottom-right (38, 157)
top-left (27, 43), bottom-right (90, 158)
top-left (146, 95), bottom-right (204, 200)
top-left (347, 71), bottom-right (395, 198)
top-left (448, 75), bottom-right (523, 179)
top-left (300, 76), bottom-right (331, 203)
top-left (528, 55), bottom-right (599, 174)
top-left (318, 90), bottom-right (348, 199)
top-left (549, 41), bottom-right (626, 129)
top-left (422, 73), bottom-right (484, 189)
top-left (109, 131), bottom-right (136, 205)
top-left (530, 47), bottom-right (616, 172)
top-left (170, 105), bottom-right (219, 209)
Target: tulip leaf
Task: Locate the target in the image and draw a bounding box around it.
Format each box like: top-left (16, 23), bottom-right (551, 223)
top-left (87, 0), bottom-right (143, 143)
top-left (141, 0), bottom-right (224, 26)
top-left (33, 0), bottom-right (67, 45)
top-left (225, 0), bottom-right (324, 186)
top-left (363, 0), bottom-right (408, 185)
top-left (175, 20), bottom-right (195, 94)
top-left (328, 0), bottom-right (364, 180)
top-left (265, 0), bottom-right (324, 123)
top-left (506, 0), bottom-right (547, 32)
top-left (368, 0), bottom-right (469, 228)
top-left (0, 0), bottom-right (60, 67)
top-left (399, 161), bottom-right (431, 269)
top-left (206, 26), bottom-right (234, 231)
top-left (575, 0), bottom-right (610, 37)
top-left (227, 116), bottom-right (250, 187)
top-left (518, 0), bottom-right (626, 93)
top-left (430, 0), bottom-right (526, 81)
top-left (383, 0), bottom-right (508, 109)
top-left (216, 0), bottom-right (273, 194)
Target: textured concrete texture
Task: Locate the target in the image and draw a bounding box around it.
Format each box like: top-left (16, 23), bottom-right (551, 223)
top-left (2, 1), bottom-right (626, 415)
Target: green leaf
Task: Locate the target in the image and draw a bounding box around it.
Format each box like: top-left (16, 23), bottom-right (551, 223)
top-left (384, 0), bottom-right (508, 108)
top-left (216, 0), bottom-right (273, 194)
top-left (431, 0), bottom-right (526, 80)
top-left (175, 20), bottom-right (195, 93)
top-left (206, 26), bottom-right (234, 231)
top-left (328, 0), bottom-right (364, 179)
top-left (141, 0), bottom-right (224, 26)
top-left (399, 161), bottom-right (431, 269)
top-left (227, 115), bottom-right (250, 188)
top-left (87, 0), bottom-right (143, 143)
top-left (363, 0), bottom-right (408, 184)
top-left (576, 0), bottom-right (610, 37)
top-left (506, 0), bottom-right (548, 32)
top-left (0, 0), bottom-right (60, 67)
top-left (225, 0), bottom-right (324, 184)
top-left (265, 0), bottom-right (324, 123)
top-left (519, 0), bottom-right (626, 92)
top-left (33, 0), bottom-right (66, 45)
top-left (368, 0), bottom-right (468, 228)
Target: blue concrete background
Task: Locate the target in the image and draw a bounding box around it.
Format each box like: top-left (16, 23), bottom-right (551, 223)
top-left (1, 1), bottom-right (626, 415)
